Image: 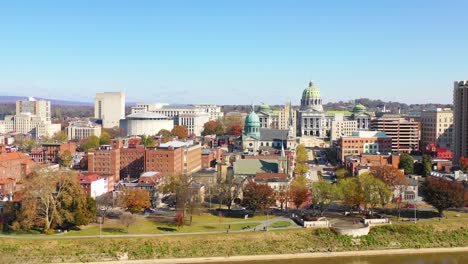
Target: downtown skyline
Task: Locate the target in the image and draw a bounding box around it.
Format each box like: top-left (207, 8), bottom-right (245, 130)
top-left (1, 0), bottom-right (467, 104)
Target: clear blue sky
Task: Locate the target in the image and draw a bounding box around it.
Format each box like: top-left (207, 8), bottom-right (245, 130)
top-left (0, 0), bottom-right (467, 105)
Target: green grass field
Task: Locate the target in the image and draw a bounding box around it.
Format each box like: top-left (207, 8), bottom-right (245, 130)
top-left (58, 214), bottom-right (262, 236)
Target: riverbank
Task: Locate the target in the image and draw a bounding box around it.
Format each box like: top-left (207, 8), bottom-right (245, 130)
top-left (82, 247), bottom-right (468, 264)
top-left (1, 220), bottom-right (467, 263)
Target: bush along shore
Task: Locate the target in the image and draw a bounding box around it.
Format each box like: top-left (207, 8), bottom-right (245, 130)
top-left (1, 221), bottom-right (467, 263)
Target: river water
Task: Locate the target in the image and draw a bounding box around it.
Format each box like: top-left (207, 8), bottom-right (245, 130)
top-left (206, 252), bottom-right (467, 264)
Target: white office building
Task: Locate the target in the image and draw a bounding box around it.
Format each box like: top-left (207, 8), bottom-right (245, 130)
top-left (95, 92), bottom-right (125, 128)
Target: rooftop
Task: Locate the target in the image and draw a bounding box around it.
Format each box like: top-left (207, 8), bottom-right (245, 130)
top-left (233, 159), bottom-right (279, 176)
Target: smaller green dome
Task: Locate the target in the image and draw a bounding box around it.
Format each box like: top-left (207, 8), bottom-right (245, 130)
top-left (258, 103), bottom-right (271, 113)
top-left (353, 103), bottom-right (367, 114)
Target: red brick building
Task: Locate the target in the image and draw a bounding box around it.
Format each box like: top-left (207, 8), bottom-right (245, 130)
top-left (336, 131), bottom-right (392, 162)
top-left (0, 152), bottom-right (35, 182)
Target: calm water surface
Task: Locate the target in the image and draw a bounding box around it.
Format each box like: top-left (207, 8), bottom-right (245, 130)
top-left (207, 252), bottom-right (467, 264)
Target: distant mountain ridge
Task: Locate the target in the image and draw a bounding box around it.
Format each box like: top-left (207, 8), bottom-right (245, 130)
top-left (0, 96), bottom-right (93, 106)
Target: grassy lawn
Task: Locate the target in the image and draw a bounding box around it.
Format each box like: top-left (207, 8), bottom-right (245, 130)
top-left (59, 215), bottom-right (261, 236)
top-left (269, 221), bottom-right (292, 228)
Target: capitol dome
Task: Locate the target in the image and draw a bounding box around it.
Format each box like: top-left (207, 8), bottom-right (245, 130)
top-left (258, 103), bottom-right (272, 113)
top-left (352, 103), bottom-right (367, 114)
top-left (300, 81), bottom-right (323, 112)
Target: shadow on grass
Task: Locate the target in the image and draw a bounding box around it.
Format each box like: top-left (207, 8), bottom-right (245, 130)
top-left (202, 226), bottom-right (216, 229)
top-left (102, 228), bottom-right (126, 234)
top-left (157, 227), bottom-right (177, 232)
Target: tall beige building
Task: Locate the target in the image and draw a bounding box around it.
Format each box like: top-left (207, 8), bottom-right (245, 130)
top-left (16, 97), bottom-right (51, 121)
top-left (420, 108), bottom-right (453, 150)
top-left (95, 92), bottom-right (125, 128)
top-left (453, 80), bottom-right (468, 162)
top-left (278, 102), bottom-right (297, 135)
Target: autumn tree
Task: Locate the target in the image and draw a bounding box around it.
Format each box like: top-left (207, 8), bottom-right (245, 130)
top-left (294, 144), bottom-right (309, 176)
top-left (202, 120), bottom-right (224, 136)
top-left (14, 169), bottom-right (95, 231)
top-left (290, 175), bottom-right (309, 209)
top-left (370, 165), bottom-right (407, 188)
top-left (223, 114), bottom-right (244, 134)
top-left (99, 130), bottom-right (112, 145)
top-left (399, 153), bottom-right (414, 175)
top-left (59, 150), bottom-right (73, 168)
top-left (171, 125), bottom-right (188, 140)
top-left (241, 182), bottom-right (275, 215)
top-left (459, 157), bottom-right (468, 173)
top-left (227, 124), bottom-right (243, 136)
top-left (175, 212), bottom-right (185, 230)
top-left (123, 188), bottom-right (151, 213)
top-left (310, 180), bottom-right (340, 216)
top-left (421, 176), bottom-right (465, 216)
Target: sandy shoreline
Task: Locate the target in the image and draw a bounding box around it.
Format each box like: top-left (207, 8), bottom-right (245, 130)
top-left (81, 247), bottom-right (468, 264)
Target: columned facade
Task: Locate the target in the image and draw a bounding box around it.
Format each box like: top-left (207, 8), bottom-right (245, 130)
top-left (298, 81), bottom-right (326, 137)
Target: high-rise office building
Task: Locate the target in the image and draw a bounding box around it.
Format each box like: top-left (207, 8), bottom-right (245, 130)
top-left (16, 97), bottom-right (51, 121)
top-left (420, 108), bottom-right (453, 150)
top-left (94, 92), bottom-right (125, 128)
top-left (453, 80), bottom-right (468, 162)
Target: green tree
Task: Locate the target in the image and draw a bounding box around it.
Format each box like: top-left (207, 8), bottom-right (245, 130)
top-left (421, 176), bottom-right (465, 217)
top-left (241, 182), bottom-right (275, 215)
top-left (202, 120), bottom-right (224, 136)
top-left (59, 150), bottom-right (73, 168)
top-left (358, 173), bottom-right (391, 214)
top-left (24, 140), bottom-right (37, 152)
top-left (140, 135), bottom-right (156, 147)
top-left (422, 155), bottom-right (432, 176)
top-left (335, 167), bottom-right (350, 179)
top-left (399, 153), bottom-right (414, 175)
top-left (171, 126), bottom-right (188, 140)
top-left (158, 129), bottom-right (172, 143)
top-left (80, 135), bottom-right (100, 152)
top-left (310, 180), bottom-right (340, 216)
top-left (294, 145), bottom-right (309, 176)
top-left (52, 131), bottom-right (68, 143)
top-left (99, 130), bottom-right (112, 145)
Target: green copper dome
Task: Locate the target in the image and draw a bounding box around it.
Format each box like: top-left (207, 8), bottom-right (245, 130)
top-left (352, 103), bottom-right (367, 114)
top-left (302, 81), bottom-right (321, 98)
top-left (244, 104), bottom-right (261, 138)
top-left (258, 103), bottom-right (272, 113)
